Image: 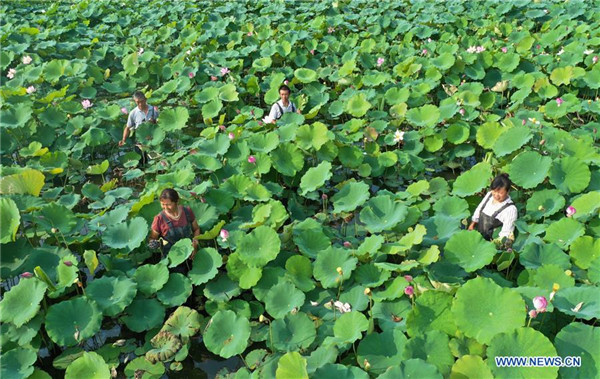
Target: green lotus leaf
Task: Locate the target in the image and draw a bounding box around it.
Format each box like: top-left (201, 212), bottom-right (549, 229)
top-left (64, 352), bottom-right (110, 379)
top-left (356, 234), bottom-right (385, 258)
top-left (103, 217), bottom-right (148, 251)
top-left (487, 328), bottom-right (558, 379)
top-left (555, 323), bottom-right (600, 379)
top-left (443, 230), bottom-right (497, 272)
top-left (264, 280), bottom-right (305, 319)
top-left (550, 66), bottom-right (574, 86)
top-left (549, 157), bottom-right (591, 194)
top-left (492, 126), bottom-right (532, 157)
top-left (81, 127), bottom-right (110, 147)
top-left (451, 277), bottom-right (525, 344)
top-left (385, 87), bottom-right (410, 105)
top-left (253, 57), bottom-right (272, 72)
top-left (331, 181), bottom-right (370, 213)
top-left (407, 290), bottom-right (457, 337)
top-left (20, 141), bottom-right (48, 157)
top-left (0, 197), bottom-right (20, 243)
top-left (519, 242), bottom-right (570, 270)
top-left (446, 123), bottom-right (469, 144)
top-left (35, 202), bottom-right (78, 234)
top-left (544, 218), bottom-right (585, 249)
top-left (570, 236), bottom-right (600, 269)
top-left (271, 143), bottom-right (305, 177)
top-left (406, 104), bottom-right (440, 128)
top-left (371, 298), bottom-right (411, 332)
top-left (404, 330), bottom-right (454, 375)
top-left (0, 169), bottom-right (45, 196)
top-left (313, 364), bottom-right (368, 379)
top-left (226, 252), bottom-right (262, 289)
top-left (195, 87), bottom-right (219, 103)
top-left (451, 162), bottom-right (492, 197)
top-left (145, 331), bottom-right (182, 364)
top-left (345, 93), bottom-right (372, 117)
top-left (508, 151), bottom-right (552, 189)
top-left (525, 189), bottom-right (565, 220)
top-left (204, 310), bottom-right (250, 358)
top-left (124, 357), bottom-right (165, 379)
top-left (450, 355), bottom-right (493, 379)
top-left (285, 255), bottom-right (315, 292)
top-left (203, 274), bottom-right (241, 302)
top-left (237, 226), bottom-right (280, 267)
top-left (2, 313), bottom-right (43, 347)
top-left (161, 306), bottom-right (202, 338)
top-left (333, 311), bottom-right (368, 343)
top-left (432, 196), bottom-right (469, 220)
top-left (46, 297), bottom-right (102, 347)
top-left (0, 102), bottom-right (33, 129)
top-left (533, 264), bottom-right (574, 293)
top-left (133, 263), bottom-right (170, 296)
top-left (313, 247), bottom-right (358, 288)
top-left (0, 278), bottom-right (47, 327)
top-left (157, 273), bottom-right (193, 307)
top-left (553, 286), bottom-right (600, 320)
top-left (357, 328), bottom-right (408, 374)
top-left (85, 276), bottom-right (137, 317)
top-left (276, 351), bottom-right (309, 379)
top-left (123, 297), bottom-right (165, 333)
top-left (359, 195), bottom-right (408, 233)
top-left (167, 238), bottom-right (193, 268)
top-left (202, 99), bottom-right (223, 120)
top-left (296, 122), bottom-right (330, 151)
top-left (432, 53), bottom-right (456, 71)
top-left (371, 276), bottom-right (409, 302)
top-left (570, 191), bottom-right (600, 221)
top-left (378, 359), bottom-right (442, 379)
top-left (292, 218), bottom-right (332, 259)
top-left (495, 52), bottom-right (520, 72)
top-left (269, 312), bottom-right (316, 352)
top-left (248, 132), bottom-right (279, 153)
top-left (0, 347), bottom-right (37, 379)
top-left (219, 83), bottom-right (239, 102)
top-left (299, 161), bottom-right (332, 196)
top-left (294, 68), bottom-right (317, 83)
top-left (86, 160), bottom-right (109, 175)
top-left (158, 107), bottom-right (188, 132)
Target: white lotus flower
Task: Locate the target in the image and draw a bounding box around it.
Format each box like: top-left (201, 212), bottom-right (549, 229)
top-left (584, 49), bottom-right (594, 55)
top-left (333, 301), bottom-right (351, 314)
top-left (393, 130), bottom-right (405, 143)
top-left (466, 46), bottom-right (477, 54)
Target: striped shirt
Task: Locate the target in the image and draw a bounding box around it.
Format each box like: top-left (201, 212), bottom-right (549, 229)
top-left (472, 192), bottom-right (518, 239)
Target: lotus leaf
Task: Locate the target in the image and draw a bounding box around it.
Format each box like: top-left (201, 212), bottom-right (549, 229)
top-left (145, 331), bottom-right (182, 363)
top-left (0, 169), bottom-right (45, 196)
top-left (451, 277), bottom-right (525, 344)
top-left (264, 280), bottom-right (305, 319)
top-left (157, 273), bottom-right (193, 307)
top-left (553, 286), bottom-right (600, 320)
top-left (359, 195), bottom-right (408, 233)
top-left (519, 242), bottom-right (570, 270)
top-left (404, 330), bottom-right (454, 375)
top-left (313, 364), bottom-right (368, 379)
top-left (270, 312), bottom-right (316, 352)
top-left (452, 162), bottom-right (492, 197)
top-left (285, 255), bottom-right (315, 292)
top-left (345, 93), bottom-right (372, 117)
top-left (271, 143), bottom-right (304, 176)
top-left (525, 189), bottom-right (565, 220)
top-left (406, 105), bottom-right (440, 128)
top-left (377, 359), bottom-right (442, 379)
top-left (492, 126), bottom-right (532, 157)
top-left (407, 290), bottom-right (457, 337)
top-left (313, 247), bottom-right (357, 288)
top-left (0, 278), bottom-right (47, 327)
top-left (294, 68), bottom-right (317, 83)
top-left (167, 238), bottom-right (193, 268)
top-left (124, 357), bottom-right (165, 379)
top-left (432, 196), bottom-right (469, 220)
top-left (0, 102), bottom-right (33, 129)
top-left (133, 263), bottom-right (169, 296)
top-left (357, 328), bottom-right (408, 374)
top-left (544, 218), bottom-right (585, 249)
top-left (275, 351), bottom-right (309, 379)
top-left (331, 181), bottom-right (370, 213)
top-left (123, 298), bottom-right (165, 333)
top-left (0, 348), bottom-right (37, 379)
top-left (64, 352), bottom-right (110, 379)
top-left (236, 225), bottom-right (280, 267)
top-left (508, 151), bottom-right (552, 189)
top-left (296, 122), bottom-right (330, 151)
top-left (292, 218), bottom-right (331, 259)
top-left (103, 217), bottom-right (148, 251)
top-left (549, 156), bottom-right (591, 194)
top-left (555, 323), bottom-right (600, 379)
top-left (85, 276), bottom-right (137, 317)
top-left (299, 161), bottom-right (332, 196)
top-left (226, 252), bottom-right (262, 289)
top-left (45, 297), bottom-right (102, 347)
top-left (443, 230), bottom-right (497, 272)
top-left (204, 310), bottom-right (250, 358)
top-left (450, 355), bottom-right (493, 379)
top-left (569, 191), bottom-right (600, 221)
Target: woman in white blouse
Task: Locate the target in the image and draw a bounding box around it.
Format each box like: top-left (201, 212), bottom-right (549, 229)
top-left (468, 173), bottom-right (518, 244)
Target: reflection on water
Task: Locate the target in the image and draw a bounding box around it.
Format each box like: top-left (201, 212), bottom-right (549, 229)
top-left (172, 336), bottom-right (244, 378)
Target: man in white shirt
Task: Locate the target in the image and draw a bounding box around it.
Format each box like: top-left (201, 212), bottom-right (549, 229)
top-left (119, 91), bottom-right (159, 146)
top-left (468, 173), bottom-right (518, 244)
top-left (266, 84), bottom-right (301, 124)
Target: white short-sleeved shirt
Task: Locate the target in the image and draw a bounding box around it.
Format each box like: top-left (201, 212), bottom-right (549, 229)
top-left (268, 100), bottom-right (296, 121)
top-left (472, 191), bottom-right (518, 239)
top-left (127, 106), bottom-right (159, 130)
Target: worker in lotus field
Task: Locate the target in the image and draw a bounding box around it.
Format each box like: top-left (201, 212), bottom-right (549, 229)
top-left (468, 173), bottom-right (518, 249)
top-left (118, 91), bottom-right (159, 165)
top-left (149, 189), bottom-right (200, 268)
top-left (264, 84), bottom-right (302, 124)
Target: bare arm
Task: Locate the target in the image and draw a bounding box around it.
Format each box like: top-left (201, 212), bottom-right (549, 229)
top-left (119, 125), bottom-right (130, 146)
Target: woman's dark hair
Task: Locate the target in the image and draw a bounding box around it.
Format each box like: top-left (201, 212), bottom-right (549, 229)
top-left (133, 91), bottom-right (146, 101)
top-left (278, 84), bottom-right (291, 94)
top-left (491, 173), bottom-right (511, 191)
top-left (159, 188), bottom-right (179, 203)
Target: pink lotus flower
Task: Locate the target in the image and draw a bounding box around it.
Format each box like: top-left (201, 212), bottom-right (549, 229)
top-left (228, 132), bottom-right (235, 140)
top-left (533, 296), bottom-right (548, 312)
top-left (377, 57), bottom-right (385, 67)
top-left (20, 272), bottom-right (33, 278)
top-left (220, 229), bottom-right (229, 242)
top-left (218, 124), bottom-right (226, 131)
top-left (247, 31), bottom-right (253, 36)
top-left (328, 27), bottom-right (335, 34)
top-left (421, 49), bottom-right (428, 55)
top-left (310, 49), bottom-right (315, 55)
top-left (404, 275), bottom-right (413, 282)
top-left (459, 108), bottom-right (465, 116)
top-left (211, 75), bottom-right (218, 81)
top-left (81, 99), bottom-right (93, 109)
top-left (566, 206), bottom-right (576, 217)
top-left (7, 68), bottom-right (16, 79)
top-left (343, 241), bottom-right (352, 248)
top-left (26, 86), bottom-right (36, 94)
top-left (188, 72), bottom-right (195, 78)
top-left (501, 47), bottom-right (508, 53)
top-left (121, 107), bottom-right (128, 114)
top-left (404, 285), bottom-right (414, 297)
top-left (220, 67), bottom-right (230, 76)
top-left (529, 309), bottom-right (538, 318)
top-left (593, 56), bottom-right (599, 64)
top-left (138, 48), bottom-right (144, 54)
top-left (556, 97), bottom-right (564, 107)
top-left (536, 44), bottom-right (541, 49)
top-left (522, 119), bottom-right (526, 126)
top-left (248, 155), bottom-right (256, 164)
top-left (475, 46), bottom-right (486, 53)
top-left (284, 80), bottom-right (289, 85)
top-left (22, 55), bottom-right (32, 64)
top-left (64, 261), bottom-right (73, 267)
top-left (322, 193), bottom-right (328, 200)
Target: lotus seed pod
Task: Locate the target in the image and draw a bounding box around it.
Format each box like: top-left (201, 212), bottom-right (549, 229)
top-left (552, 283), bottom-right (560, 292)
top-left (364, 359), bottom-right (371, 371)
top-left (565, 269), bottom-right (572, 277)
top-left (364, 287), bottom-right (371, 296)
top-left (336, 267), bottom-right (343, 275)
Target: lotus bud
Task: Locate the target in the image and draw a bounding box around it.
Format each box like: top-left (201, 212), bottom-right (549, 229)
top-left (74, 328), bottom-right (81, 342)
top-left (63, 260), bottom-right (73, 267)
top-left (323, 301), bottom-right (333, 310)
top-left (322, 193), bottom-right (328, 200)
top-left (522, 119), bottom-right (526, 126)
top-left (220, 229), bottom-right (229, 242)
top-left (112, 339), bottom-right (126, 347)
top-left (211, 75), bottom-right (218, 81)
top-left (343, 241), bottom-right (351, 248)
top-left (364, 359), bottom-right (371, 371)
top-left (228, 132), bottom-right (235, 140)
top-left (364, 287), bottom-right (371, 296)
top-left (218, 124), bottom-right (226, 131)
top-left (51, 227), bottom-right (58, 233)
top-left (593, 56), bottom-right (599, 64)
top-left (336, 267), bottom-right (343, 275)
top-left (539, 139), bottom-right (546, 146)
top-left (404, 285), bottom-right (414, 297)
top-left (533, 296), bottom-right (548, 312)
top-left (566, 206), bottom-right (576, 217)
top-left (565, 269), bottom-right (572, 277)
top-left (549, 291), bottom-right (556, 301)
top-left (528, 309), bottom-right (538, 318)
top-left (259, 314), bottom-right (267, 323)
top-left (188, 72), bottom-right (195, 78)
top-left (404, 275), bottom-right (413, 282)
top-left (459, 108), bottom-right (465, 116)
top-left (20, 272), bottom-right (33, 278)
top-left (248, 155), bottom-right (256, 164)
top-left (111, 367), bottom-right (117, 378)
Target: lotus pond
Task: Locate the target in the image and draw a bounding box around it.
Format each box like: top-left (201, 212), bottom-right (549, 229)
top-left (1, 0), bottom-right (600, 378)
